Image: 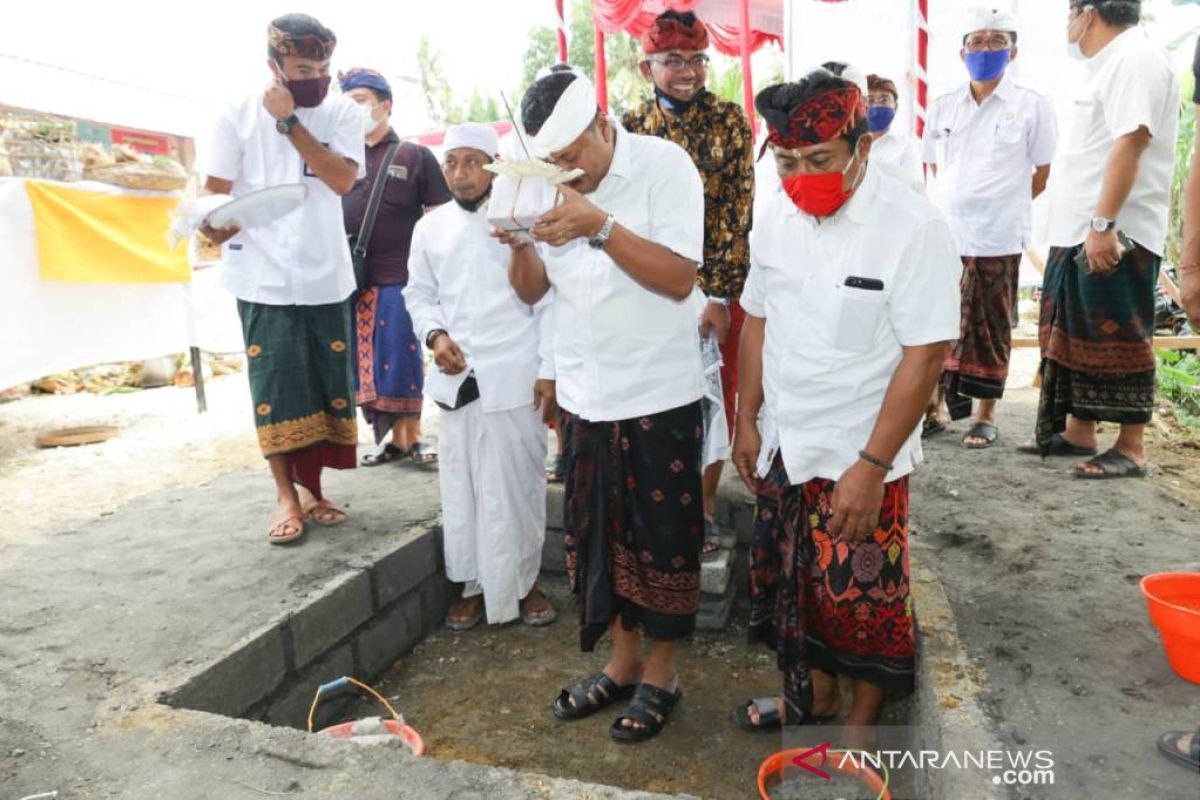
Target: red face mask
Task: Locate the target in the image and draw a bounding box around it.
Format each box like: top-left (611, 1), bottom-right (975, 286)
top-left (781, 150), bottom-right (861, 217)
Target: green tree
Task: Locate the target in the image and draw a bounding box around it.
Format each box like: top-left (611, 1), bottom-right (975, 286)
top-left (401, 35), bottom-right (454, 124)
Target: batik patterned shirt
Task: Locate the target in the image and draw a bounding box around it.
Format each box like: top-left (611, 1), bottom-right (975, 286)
top-left (622, 90), bottom-right (754, 299)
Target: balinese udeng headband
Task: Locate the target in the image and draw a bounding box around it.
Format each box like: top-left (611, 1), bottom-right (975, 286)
top-left (338, 67), bottom-right (390, 95)
top-left (640, 13), bottom-right (709, 53)
top-left (523, 70), bottom-right (598, 159)
top-left (268, 23), bottom-right (337, 61)
top-left (758, 79), bottom-right (867, 153)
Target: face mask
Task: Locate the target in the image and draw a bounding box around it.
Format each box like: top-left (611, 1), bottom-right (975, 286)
top-left (655, 86), bottom-right (701, 115)
top-left (964, 49), bottom-right (1011, 82)
top-left (288, 75), bottom-right (332, 108)
top-left (1067, 10), bottom-right (1091, 61)
top-left (867, 107), bottom-right (896, 133)
top-left (781, 149), bottom-right (862, 218)
top-left (358, 103), bottom-right (383, 132)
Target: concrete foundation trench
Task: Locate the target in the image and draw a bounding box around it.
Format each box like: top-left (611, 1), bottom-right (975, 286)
top-left (159, 484), bottom-right (998, 800)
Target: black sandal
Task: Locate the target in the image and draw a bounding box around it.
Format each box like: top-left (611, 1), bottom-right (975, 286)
top-left (1017, 433), bottom-right (1098, 457)
top-left (1074, 448), bottom-right (1146, 480)
top-left (962, 422), bottom-right (999, 450)
top-left (610, 683), bottom-right (683, 743)
top-left (1157, 730), bottom-right (1200, 773)
top-left (361, 442), bottom-right (406, 467)
top-left (922, 418), bottom-right (947, 439)
top-left (552, 671), bottom-right (636, 721)
top-left (733, 696), bottom-right (837, 733)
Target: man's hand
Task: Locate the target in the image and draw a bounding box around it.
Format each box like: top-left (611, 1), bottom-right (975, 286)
top-left (263, 75), bottom-right (296, 121)
top-left (198, 221), bottom-right (241, 245)
top-left (731, 415), bottom-right (762, 493)
top-left (432, 333), bottom-right (467, 375)
top-left (491, 227), bottom-right (533, 250)
top-left (700, 301), bottom-right (732, 346)
top-left (828, 459), bottom-right (887, 547)
top-left (1181, 270), bottom-right (1200, 331)
top-left (1084, 229), bottom-right (1123, 275)
top-left (533, 379), bottom-right (558, 424)
top-left (531, 184), bottom-right (607, 247)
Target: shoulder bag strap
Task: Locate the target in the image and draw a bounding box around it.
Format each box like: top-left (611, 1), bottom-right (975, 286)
top-left (354, 140), bottom-right (403, 258)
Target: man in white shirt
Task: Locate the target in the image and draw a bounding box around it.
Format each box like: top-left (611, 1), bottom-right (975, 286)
top-left (402, 123), bottom-right (558, 631)
top-left (197, 14), bottom-right (364, 545)
top-left (922, 8), bottom-right (1057, 449)
top-left (1028, 0), bottom-right (1178, 479)
top-left (866, 73), bottom-right (923, 190)
top-left (731, 68), bottom-right (961, 745)
top-left (501, 69), bottom-right (704, 744)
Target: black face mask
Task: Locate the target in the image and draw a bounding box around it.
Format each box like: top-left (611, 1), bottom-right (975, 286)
top-left (288, 75), bottom-right (331, 108)
top-left (655, 86), bottom-right (704, 115)
top-left (454, 186), bottom-right (492, 213)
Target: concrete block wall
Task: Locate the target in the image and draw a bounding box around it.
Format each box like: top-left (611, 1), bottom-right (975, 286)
top-left (164, 525), bottom-right (452, 731)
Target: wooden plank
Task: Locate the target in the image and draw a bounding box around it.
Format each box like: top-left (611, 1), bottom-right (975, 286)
top-left (1013, 336), bottom-right (1200, 349)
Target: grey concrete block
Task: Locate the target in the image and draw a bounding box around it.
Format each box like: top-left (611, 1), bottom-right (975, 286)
top-left (696, 589), bottom-right (735, 631)
top-left (545, 484), bottom-right (567, 530)
top-left (541, 528), bottom-right (567, 574)
top-left (264, 643), bottom-right (356, 730)
top-left (699, 549), bottom-right (732, 596)
top-left (373, 528), bottom-right (442, 608)
top-left (166, 624), bottom-right (287, 718)
top-left (418, 576), bottom-right (452, 635)
top-left (287, 571), bottom-right (373, 670)
top-left (355, 592), bottom-right (425, 679)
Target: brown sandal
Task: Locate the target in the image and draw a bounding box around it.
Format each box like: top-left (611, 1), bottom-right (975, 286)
top-left (304, 500), bottom-right (347, 527)
top-left (267, 515), bottom-right (305, 545)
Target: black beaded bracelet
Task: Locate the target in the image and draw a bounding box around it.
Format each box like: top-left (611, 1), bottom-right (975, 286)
top-left (858, 450), bottom-right (893, 472)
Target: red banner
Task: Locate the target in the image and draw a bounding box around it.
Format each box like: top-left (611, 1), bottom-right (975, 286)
top-left (110, 128), bottom-right (170, 156)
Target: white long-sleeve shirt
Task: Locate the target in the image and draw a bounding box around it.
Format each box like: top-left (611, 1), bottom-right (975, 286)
top-left (403, 201), bottom-right (554, 414)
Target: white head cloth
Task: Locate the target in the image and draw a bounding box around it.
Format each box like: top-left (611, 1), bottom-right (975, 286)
top-left (523, 70), bottom-right (598, 159)
top-left (800, 62), bottom-right (868, 96)
top-left (964, 7), bottom-right (1018, 36)
top-left (444, 122), bottom-right (500, 158)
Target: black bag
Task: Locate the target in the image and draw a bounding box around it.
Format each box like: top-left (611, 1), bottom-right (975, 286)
top-left (348, 140), bottom-right (402, 290)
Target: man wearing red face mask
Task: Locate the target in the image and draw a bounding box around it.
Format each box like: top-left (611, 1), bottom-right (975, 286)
top-left (730, 68), bottom-right (961, 746)
top-left (196, 13), bottom-right (365, 546)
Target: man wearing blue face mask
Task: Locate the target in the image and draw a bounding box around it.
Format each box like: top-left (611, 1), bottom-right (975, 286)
top-left (922, 7), bottom-right (1057, 451)
top-left (865, 74), bottom-right (923, 191)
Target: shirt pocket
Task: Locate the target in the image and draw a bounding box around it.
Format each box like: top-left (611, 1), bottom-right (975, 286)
top-left (992, 115), bottom-right (1026, 156)
top-left (833, 283), bottom-right (887, 353)
top-left (382, 169), bottom-right (418, 207)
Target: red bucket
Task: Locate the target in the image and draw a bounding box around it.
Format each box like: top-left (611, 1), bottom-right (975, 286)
top-left (1141, 572), bottom-right (1200, 684)
top-left (758, 748), bottom-right (891, 800)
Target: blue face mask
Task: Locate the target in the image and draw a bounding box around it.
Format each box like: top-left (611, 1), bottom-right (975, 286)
top-left (964, 49), bottom-right (1010, 82)
top-left (867, 106), bottom-right (896, 133)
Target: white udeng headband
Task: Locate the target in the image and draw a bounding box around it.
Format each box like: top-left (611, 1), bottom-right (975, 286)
top-left (525, 72), bottom-right (597, 159)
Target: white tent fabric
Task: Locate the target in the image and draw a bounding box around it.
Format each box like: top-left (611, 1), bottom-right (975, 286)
top-left (0, 178), bottom-right (243, 390)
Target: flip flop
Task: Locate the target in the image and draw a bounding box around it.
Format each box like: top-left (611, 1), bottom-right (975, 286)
top-left (445, 597), bottom-right (484, 631)
top-left (362, 442), bottom-right (407, 467)
top-left (922, 418), bottom-right (947, 439)
top-left (1074, 448), bottom-right (1146, 480)
top-left (1018, 433), bottom-right (1099, 457)
top-left (267, 515), bottom-right (305, 545)
top-left (962, 422), bottom-right (999, 450)
top-left (304, 500), bottom-right (347, 527)
top-left (519, 587), bottom-right (558, 626)
top-left (1157, 730), bottom-right (1200, 773)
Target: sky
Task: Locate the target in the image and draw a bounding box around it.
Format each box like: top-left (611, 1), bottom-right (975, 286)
top-left (2, 0), bottom-right (1200, 139)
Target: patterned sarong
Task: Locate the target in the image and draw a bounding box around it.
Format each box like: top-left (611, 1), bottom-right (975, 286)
top-left (1035, 244), bottom-right (1159, 450)
top-left (942, 254), bottom-right (1022, 420)
top-left (354, 285), bottom-right (425, 444)
top-left (562, 402), bottom-right (704, 652)
top-left (238, 300), bottom-right (358, 498)
top-left (749, 455), bottom-right (915, 712)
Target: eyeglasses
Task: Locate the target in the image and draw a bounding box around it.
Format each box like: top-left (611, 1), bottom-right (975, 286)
top-left (964, 33), bottom-right (1013, 52)
top-left (866, 93), bottom-right (896, 108)
top-left (648, 54), bottom-right (710, 71)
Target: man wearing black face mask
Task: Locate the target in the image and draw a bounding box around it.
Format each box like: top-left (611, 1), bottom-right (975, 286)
top-left (622, 10), bottom-right (755, 565)
top-left (196, 13), bottom-right (365, 546)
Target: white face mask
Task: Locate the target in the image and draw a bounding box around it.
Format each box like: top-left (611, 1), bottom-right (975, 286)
top-left (358, 102), bottom-right (383, 133)
top-left (1067, 7), bottom-right (1092, 61)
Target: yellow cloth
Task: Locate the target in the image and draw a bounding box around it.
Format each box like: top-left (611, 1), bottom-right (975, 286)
top-left (25, 180), bottom-right (190, 283)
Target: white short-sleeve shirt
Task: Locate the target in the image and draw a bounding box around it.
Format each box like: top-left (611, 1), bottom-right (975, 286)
top-left (870, 130), bottom-right (924, 192)
top-left (922, 77), bottom-right (1058, 257)
top-left (195, 90), bottom-right (365, 306)
top-left (741, 164), bottom-right (962, 485)
top-left (540, 125), bottom-right (705, 422)
top-left (1044, 27), bottom-right (1180, 255)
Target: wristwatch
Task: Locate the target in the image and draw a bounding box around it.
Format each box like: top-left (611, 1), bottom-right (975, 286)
top-left (425, 328), bottom-right (447, 348)
top-left (1091, 217), bottom-right (1117, 233)
top-left (588, 214), bottom-right (616, 250)
top-left (275, 114), bottom-right (299, 135)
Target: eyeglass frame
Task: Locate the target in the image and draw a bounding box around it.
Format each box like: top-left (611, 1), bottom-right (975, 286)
top-left (961, 30), bottom-right (1018, 52)
top-left (646, 53), bottom-right (711, 71)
